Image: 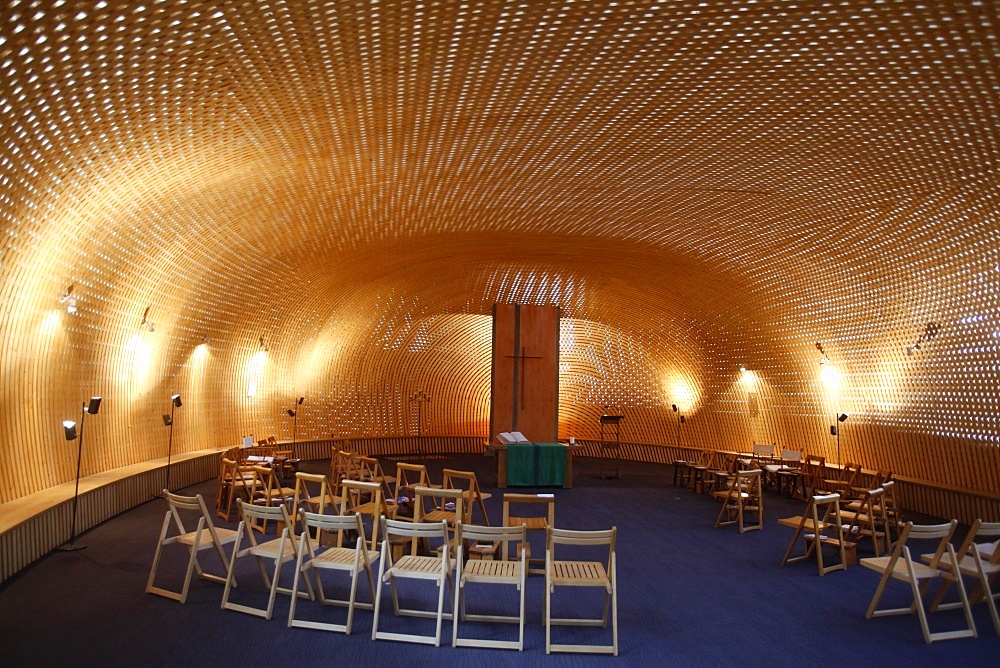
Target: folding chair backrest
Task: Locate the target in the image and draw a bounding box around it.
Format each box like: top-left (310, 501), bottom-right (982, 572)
top-left (238, 499), bottom-right (295, 535)
top-left (781, 449), bottom-right (802, 464)
top-left (548, 526), bottom-right (617, 563)
top-left (899, 520), bottom-right (957, 567)
top-left (442, 469), bottom-right (484, 524)
top-left (752, 443), bottom-right (775, 458)
top-left (163, 491), bottom-right (233, 556)
top-left (341, 479), bottom-right (386, 551)
top-left (292, 471), bottom-right (334, 516)
top-left (502, 493), bottom-right (555, 531)
top-left (382, 516), bottom-right (450, 544)
top-left (457, 523), bottom-right (524, 561)
top-left (300, 510), bottom-right (365, 549)
top-left (396, 462), bottom-right (434, 493)
top-left (963, 520), bottom-right (1000, 565)
top-left (414, 486), bottom-right (464, 525)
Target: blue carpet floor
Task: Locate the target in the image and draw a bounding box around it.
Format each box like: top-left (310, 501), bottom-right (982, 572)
top-left (2, 454), bottom-right (998, 666)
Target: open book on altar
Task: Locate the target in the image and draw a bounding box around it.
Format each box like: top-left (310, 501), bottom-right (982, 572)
top-left (496, 431), bottom-right (531, 444)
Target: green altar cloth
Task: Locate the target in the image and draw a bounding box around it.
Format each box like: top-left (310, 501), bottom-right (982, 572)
top-left (506, 442), bottom-right (566, 486)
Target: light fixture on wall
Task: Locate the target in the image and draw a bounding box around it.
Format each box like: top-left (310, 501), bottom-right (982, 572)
top-left (829, 413), bottom-right (849, 467)
top-left (162, 394), bottom-right (182, 494)
top-left (58, 284), bottom-right (77, 313)
top-left (258, 335), bottom-right (268, 351)
top-left (58, 396), bottom-right (103, 551)
top-left (140, 306), bottom-right (155, 332)
top-left (815, 342), bottom-right (830, 365)
top-left (906, 321), bottom-right (940, 356)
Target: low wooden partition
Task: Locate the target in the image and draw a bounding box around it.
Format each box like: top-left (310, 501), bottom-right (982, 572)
top-left (0, 435), bottom-right (485, 584)
top-left (4, 435), bottom-right (997, 584)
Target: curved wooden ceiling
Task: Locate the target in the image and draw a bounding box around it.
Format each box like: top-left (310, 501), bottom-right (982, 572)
top-left (1, 1), bottom-right (998, 503)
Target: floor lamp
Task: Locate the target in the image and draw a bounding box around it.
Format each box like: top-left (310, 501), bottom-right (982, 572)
top-left (287, 396), bottom-right (303, 457)
top-left (830, 413), bottom-right (849, 467)
top-left (58, 396), bottom-right (102, 551)
top-left (162, 393), bottom-right (182, 494)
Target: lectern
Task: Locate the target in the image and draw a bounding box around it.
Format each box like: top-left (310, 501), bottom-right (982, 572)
top-left (599, 414), bottom-right (624, 479)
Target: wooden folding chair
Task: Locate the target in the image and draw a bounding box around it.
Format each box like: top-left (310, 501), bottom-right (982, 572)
top-left (395, 462), bottom-right (440, 505)
top-left (794, 455), bottom-right (827, 500)
top-left (287, 511), bottom-right (378, 634)
top-left (927, 519), bottom-right (1000, 636)
top-left (861, 520), bottom-right (977, 643)
top-left (778, 493), bottom-right (847, 576)
top-left (544, 526), bottom-right (618, 656)
top-left (688, 450), bottom-right (714, 493)
top-left (841, 487), bottom-right (888, 557)
top-left (247, 465), bottom-right (296, 534)
top-left (341, 480), bottom-right (392, 552)
top-left (442, 468), bottom-right (491, 526)
top-left (714, 469), bottom-right (763, 533)
top-left (216, 457), bottom-right (253, 521)
top-left (764, 448), bottom-right (802, 493)
top-left (817, 462), bottom-right (861, 498)
top-left (291, 471), bottom-right (337, 519)
top-left (372, 517), bottom-right (454, 646)
top-left (503, 492), bottom-right (555, 573)
top-left (452, 523), bottom-right (527, 650)
top-left (222, 500), bottom-right (312, 620)
top-left (146, 491), bottom-right (240, 603)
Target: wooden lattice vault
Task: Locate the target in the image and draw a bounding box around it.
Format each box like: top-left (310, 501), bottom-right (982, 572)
top-left (1, 1), bottom-right (998, 518)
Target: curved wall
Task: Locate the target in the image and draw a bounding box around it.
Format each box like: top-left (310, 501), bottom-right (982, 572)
top-left (1, 1), bottom-right (998, 511)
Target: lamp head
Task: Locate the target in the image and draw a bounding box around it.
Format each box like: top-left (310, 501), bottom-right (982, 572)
top-left (162, 414), bottom-right (172, 426)
top-left (680, 415), bottom-right (686, 424)
top-left (671, 404), bottom-right (678, 412)
top-left (838, 413), bottom-right (849, 422)
top-left (297, 397), bottom-right (304, 405)
top-left (287, 409), bottom-right (297, 418)
top-left (63, 420), bottom-right (78, 441)
top-left (171, 394), bottom-right (182, 408)
top-left (86, 396), bottom-right (102, 415)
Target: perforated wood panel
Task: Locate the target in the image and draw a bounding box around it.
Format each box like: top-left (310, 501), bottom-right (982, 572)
top-left (1, 2), bottom-right (998, 513)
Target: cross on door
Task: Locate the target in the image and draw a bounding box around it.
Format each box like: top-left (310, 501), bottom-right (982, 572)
top-left (505, 346), bottom-right (543, 410)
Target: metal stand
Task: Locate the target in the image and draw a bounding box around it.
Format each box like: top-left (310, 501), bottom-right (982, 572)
top-left (599, 414), bottom-right (623, 479)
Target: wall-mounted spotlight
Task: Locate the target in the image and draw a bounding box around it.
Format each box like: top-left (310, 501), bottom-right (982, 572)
top-left (815, 342), bottom-right (830, 365)
top-left (906, 321), bottom-right (940, 356)
top-left (258, 335), bottom-right (268, 351)
top-left (58, 284), bottom-right (77, 313)
top-left (141, 306), bottom-right (155, 332)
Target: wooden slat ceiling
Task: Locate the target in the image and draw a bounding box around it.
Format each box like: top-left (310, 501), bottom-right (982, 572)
top-left (1, 0), bottom-right (998, 503)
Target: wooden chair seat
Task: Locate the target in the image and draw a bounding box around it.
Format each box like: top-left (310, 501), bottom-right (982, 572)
top-left (287, 512), bottom-right (377, 636)
top-left (221, 501), bottom-right (311, 620)
top-left (545, 526), bottom-right (618, 656)
top-left (372, 517), bottom-right (454, 646)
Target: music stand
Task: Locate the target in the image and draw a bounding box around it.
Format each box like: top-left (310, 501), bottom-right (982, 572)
top-left (599, 414), bottom-right (624, 479)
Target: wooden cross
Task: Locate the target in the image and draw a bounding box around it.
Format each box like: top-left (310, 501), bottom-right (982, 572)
top-left (506, 346), bottom-right (543, 410)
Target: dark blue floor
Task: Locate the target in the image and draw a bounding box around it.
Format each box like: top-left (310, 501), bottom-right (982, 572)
top-left (2, 454), bottom-right (999, 666)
